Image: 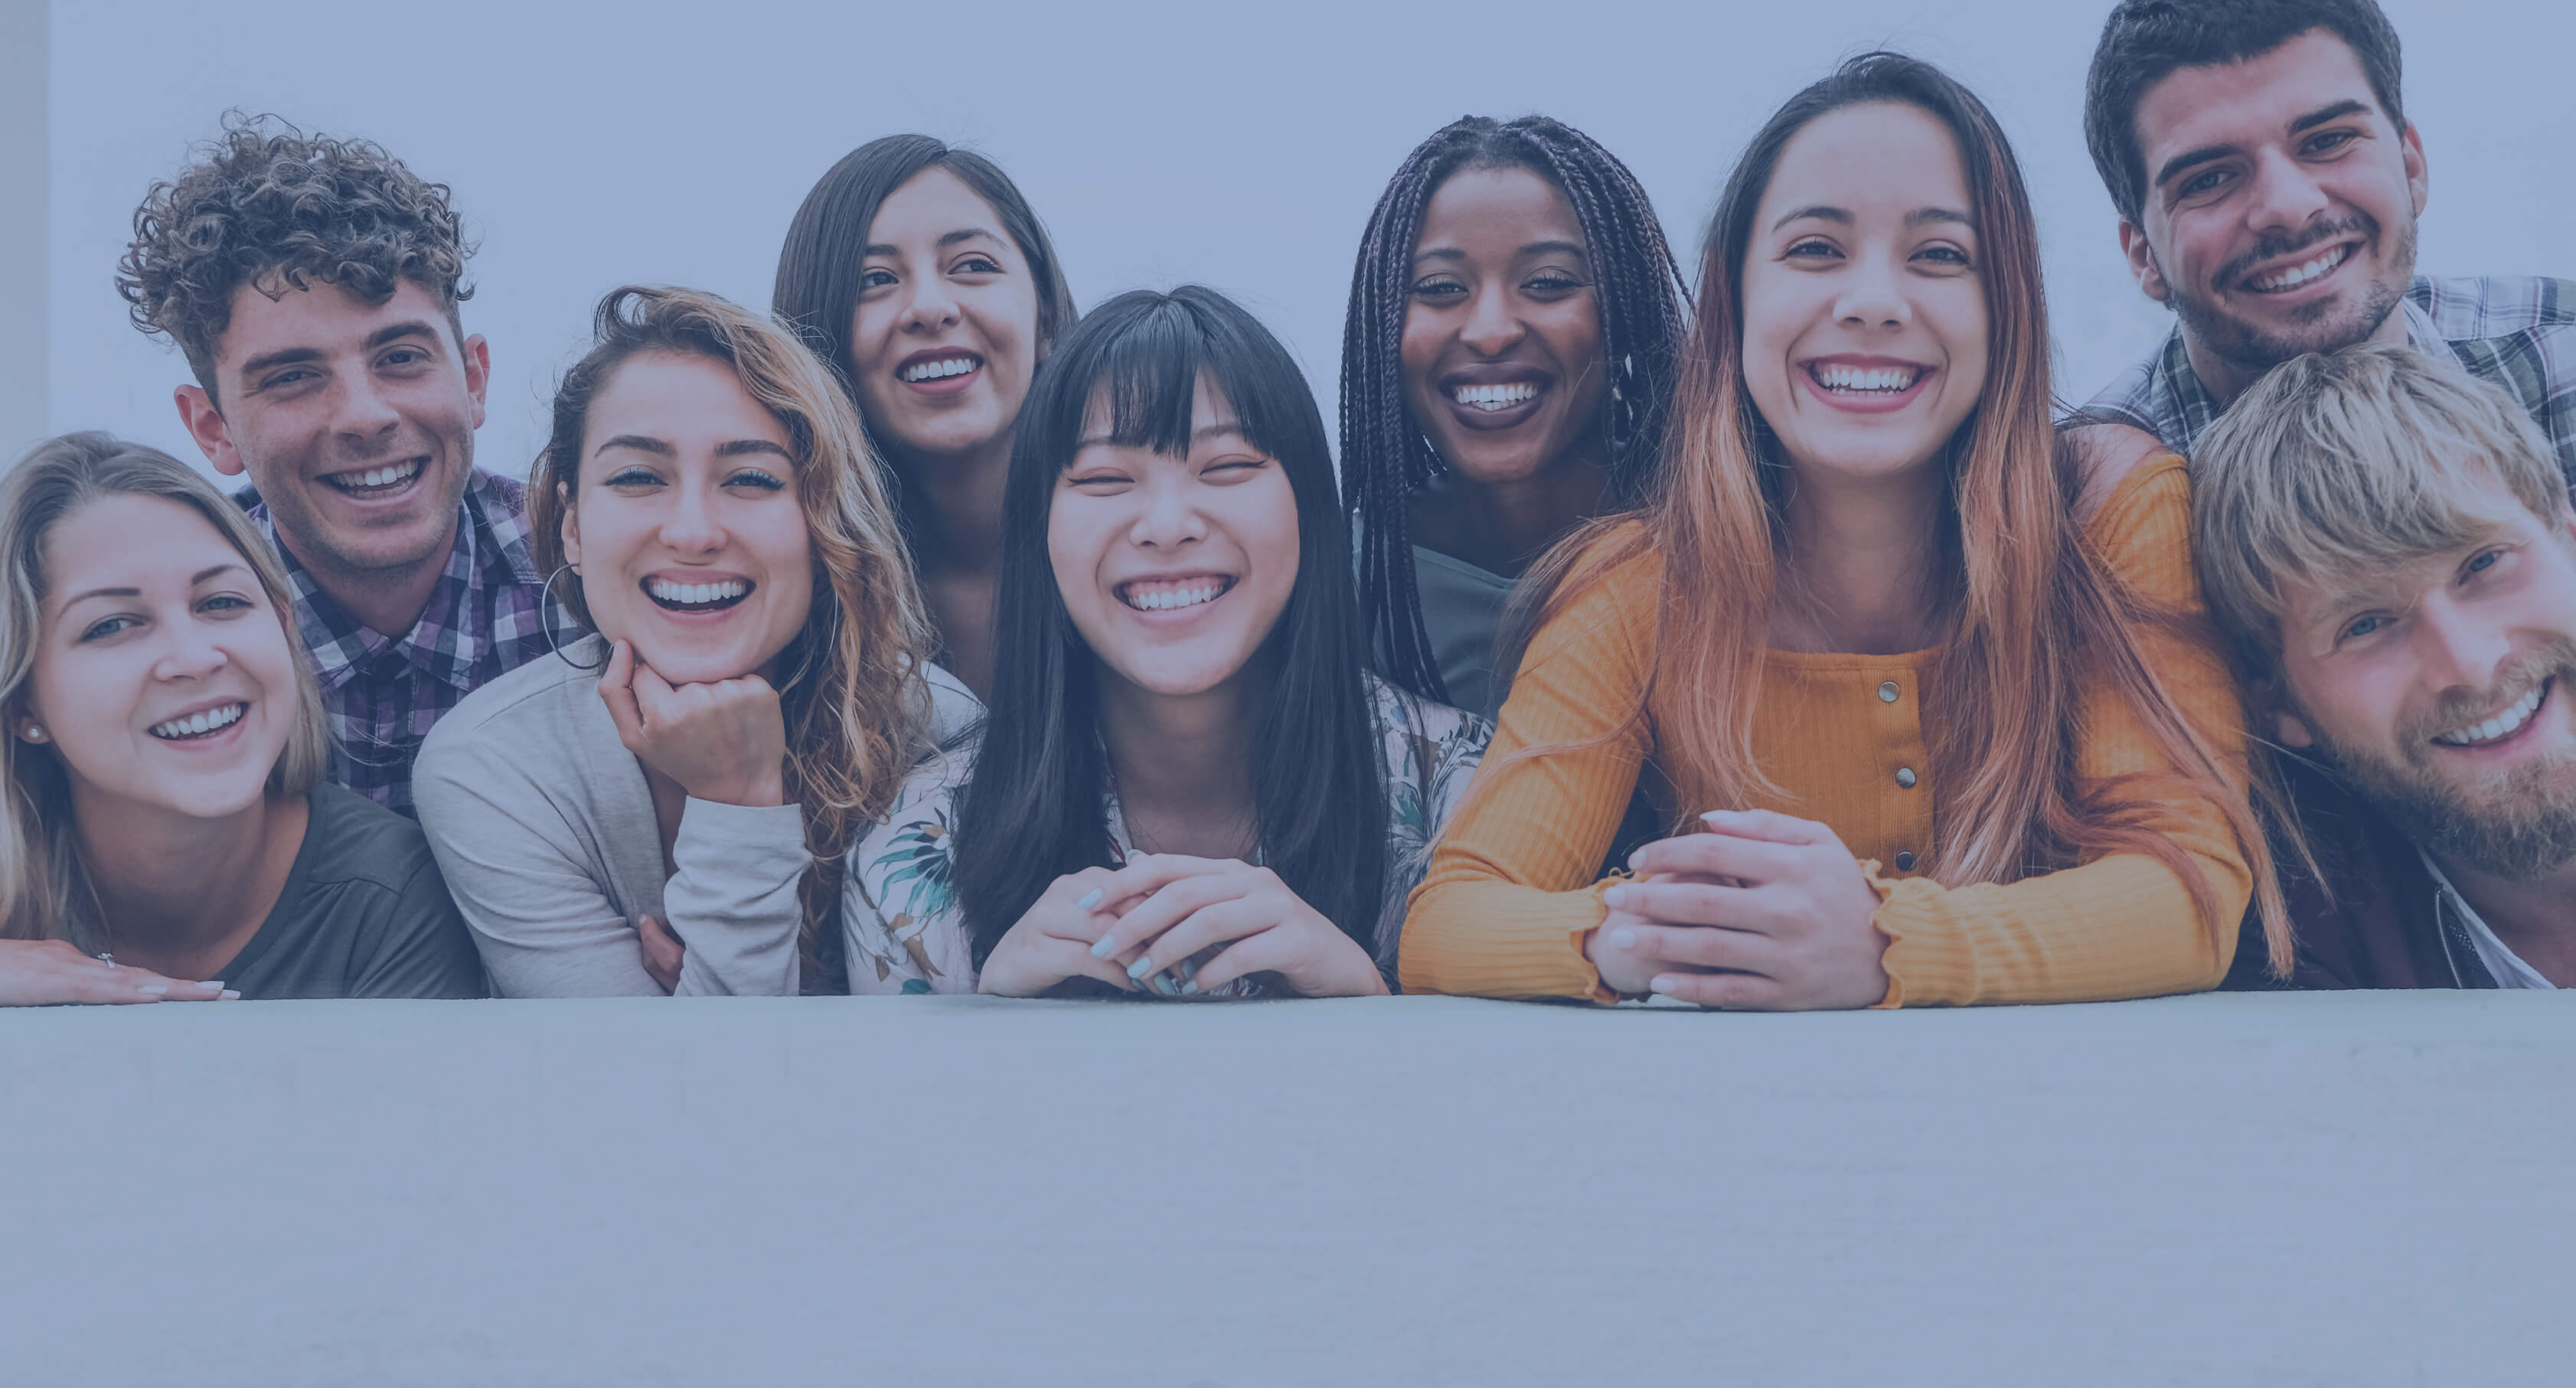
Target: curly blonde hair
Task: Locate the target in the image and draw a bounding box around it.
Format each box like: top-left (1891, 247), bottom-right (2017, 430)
top-left (530, 286), bottom-right (938, 994)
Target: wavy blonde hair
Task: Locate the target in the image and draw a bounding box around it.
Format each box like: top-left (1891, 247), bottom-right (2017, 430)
top-left (0, 433), bottom-right (330, 945)
top-left (529, 286), bottom-right (937, 994)
top-left (1513, 54), bottom-right (2287, 971)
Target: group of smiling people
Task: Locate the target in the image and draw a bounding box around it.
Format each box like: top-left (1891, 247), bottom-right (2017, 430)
top-left (5, 0), bottom-right (2571, 1010)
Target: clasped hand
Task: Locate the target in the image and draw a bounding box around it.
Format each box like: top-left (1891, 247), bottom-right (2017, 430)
top-left (1586, 808), bottom-right (1892, 1010)
top-left (596, 638), bottom-right (787, 808)
top-left (981, 854), bottom-right (1388, 999)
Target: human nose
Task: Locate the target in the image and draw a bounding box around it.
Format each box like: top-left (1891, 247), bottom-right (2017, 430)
top-left (2410, 594), bottom-right (2512, 695)
top-left (2243, 148), bottom-right (2332, 237)
top-left (898, 268), bottom-right (962, 333)
top-left (150, 615), bottom-right (230, 684)
top-left (1128, 472), bottom-right (1207, 550)
top-left (1833, 250), bottom-right (1910, 330)
top-left (331, 371), bottom-right (402, 443)
top-left (657, 475), bottom-right (726, 555)
top-left (1458, 284), bottom-right (1527, 358)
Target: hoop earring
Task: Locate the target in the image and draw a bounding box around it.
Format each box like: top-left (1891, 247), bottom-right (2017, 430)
top-left (538, 561), bottom-right (607, 673)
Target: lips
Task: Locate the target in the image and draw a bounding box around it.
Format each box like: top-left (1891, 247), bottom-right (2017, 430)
top-left (1437, 370), bottom-right (1550, 431)
top-left (149, 700), bottom-right (247, 742)
top-left (321, 456), bottom-right (426, 498)
top-left (897, 351), bottom-right (982, 394)
top-left (2431, 677), bottom-right (2552, 749)
top-left (2243, 243), bottom-right (2355, 295)
top-left (1797, 355), bottom-right (1934, 413)
top-left (643, 576), bottom-right (754, 614)
top-left (1115, 574), bottom-right (1235, 613)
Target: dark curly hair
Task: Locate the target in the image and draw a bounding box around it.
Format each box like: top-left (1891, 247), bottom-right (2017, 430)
top-left (117, 114), bottom-right (475, 398)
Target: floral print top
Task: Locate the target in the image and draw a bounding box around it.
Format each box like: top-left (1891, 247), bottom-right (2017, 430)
top-left (842, 675), bottom-right (1492, 996)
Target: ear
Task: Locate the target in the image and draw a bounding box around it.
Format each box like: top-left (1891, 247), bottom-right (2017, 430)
top-left (462, 332), bottom-right (491, 433)
top-left (2400, 122), bottom-right (2429, 221)
top-left (557, 482), bottom-right (581, 574)
top-left (2117, 220), bottom-right (2170, 305)
top-left (175, 384), bottom-right (247, 477)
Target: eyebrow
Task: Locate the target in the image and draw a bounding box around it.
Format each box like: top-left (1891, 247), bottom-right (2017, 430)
top-left (2153, 100), bottom-right (2376, 191)
top-left (596, 435), bottom-right (673, 457)
top-left (716, 439), bottom-right (792, 459)
top-left (1413, 239), bottom-right (1593, 264)
top-left (1771, 205), bottom-right (1851, 231)
top-left (1767, 206), bottom-right (1974, 233)
top-left (59, 564), bottom-right (243, 610)
top-left (236, 320), bottom-right (442, 380)
top-left (861, 227), bottom-right (1007, 258)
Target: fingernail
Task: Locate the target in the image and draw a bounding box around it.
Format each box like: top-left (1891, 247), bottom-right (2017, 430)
top-left (1180, 980), bottom-right (1201, 996)
top-left (1089, 934), bottom-right (1118, 959)
top-left (1608, 927), bottom-right (1636, 949)
top-left (1178, 956), bottom-right (1200, 979)
top-left (1700, 810), bottom-right (1735, 823)
top-left (1074, 887), bottom-right (1103, 911)
top-left (1154, 973), bottom-right (1180, 997)
top-left (218, 990), bottom-right (241, 1001)
top-left (1625, 850), bottom-right (1644, 871)
top-left (1126, 955), bottom-right (1154, 980)
top-left (1603, 885), bottom-right (1628, 909)
top-left (203, 981), bottom-right (223, 989)
top-left (1649, 975), bottom-right (1680, 995)
top-left (137, 984), bottom-right (168, 996)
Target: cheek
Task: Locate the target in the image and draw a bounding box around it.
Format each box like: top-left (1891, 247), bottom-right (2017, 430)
top-left (1046, 499), bottom-right (1104, 607)
top-left (1231, 482), bottom-right (1302, 601)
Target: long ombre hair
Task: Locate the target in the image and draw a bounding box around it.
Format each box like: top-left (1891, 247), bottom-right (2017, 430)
top-left (0, 433), bottom-right (330, 946)
top-left (1519, 52), bottom-right (2285, 968)
top-left (529, 286), bottom-right (939, 993)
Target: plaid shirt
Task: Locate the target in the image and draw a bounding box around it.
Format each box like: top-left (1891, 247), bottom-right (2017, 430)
top-left (2084, 274), bottom-right (2576, 494)
top-left (240, 469), bottom-right (576, 818)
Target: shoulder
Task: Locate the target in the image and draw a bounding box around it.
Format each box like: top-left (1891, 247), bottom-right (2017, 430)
top-left (2065, 420), bottom-right (2178, 527)
top-left (1366, 674), bottom-right (1493, 757)
top-left (416, 635), bottom-right (606, 795)
top-left (296, 782), bottom-right (448, 899)
top-left (2415, 274), bottom-right (2576, 338)
top-left (921, 661), bottom-right (986, 752)
top-left (2079, 452), bottom-right (2196, 602)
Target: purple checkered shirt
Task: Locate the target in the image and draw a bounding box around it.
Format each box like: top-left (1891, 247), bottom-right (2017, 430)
top-left (239, 468), bottom-right (576, 818)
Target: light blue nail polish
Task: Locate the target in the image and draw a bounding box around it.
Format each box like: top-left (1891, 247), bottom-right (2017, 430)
top-left (1126, 955), bottom-right (1154, 980)
top-left (1089, 935), bottom-right (1118, 959)
top-left (1180, 980), bottom-right (1201, 996)
top-left (1155, 973), bottom-right (1180, 997)
top-left (1074, 887), bottom-right (1104, 911)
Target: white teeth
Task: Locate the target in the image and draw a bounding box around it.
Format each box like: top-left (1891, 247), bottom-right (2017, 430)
top-left (1813, 364), bottom-right (1924, 393)
top-left (2432, 682), bottom-right (2548, 746)
top-left (2249, 246), bottom-right (2350, 292)
top-left (1121, 582), bottom-right (1225, 612)
top-left (1451, 382), bottom-right (1539, 411)
top-left (150, 702), bottom-right (245, 740)
top-left (648, 579), bottom-right (749, 606)
top-left (340, 460), bottom-right (421, 491)
top-left (899, 357), bottom-right (980, 383)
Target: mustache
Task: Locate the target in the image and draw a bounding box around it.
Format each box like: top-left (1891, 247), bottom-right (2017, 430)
top-left (2216, 214), bottom-right (2376, 289)
top-left (2398, 636), bottom-right (2576, 746)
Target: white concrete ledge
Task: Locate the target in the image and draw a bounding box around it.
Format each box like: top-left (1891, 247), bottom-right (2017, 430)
top-left (4, 991), bottom-right (2568, 1385)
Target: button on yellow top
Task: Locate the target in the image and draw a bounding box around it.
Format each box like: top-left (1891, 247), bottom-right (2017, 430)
top-left (1878, 681), bottom-right (1901, 703)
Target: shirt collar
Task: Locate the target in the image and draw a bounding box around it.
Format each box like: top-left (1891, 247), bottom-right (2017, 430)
top-left (250, 472), bottom-right (522, 694)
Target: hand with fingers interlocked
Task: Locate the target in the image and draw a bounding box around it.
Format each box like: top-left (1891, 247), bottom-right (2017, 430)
top-left (0, 938), bottom-right (238, 1007)
top-left (1586, 808), bottom-right (1892, 1010)
top-left (979, 853), bottom-right (1388, 1000)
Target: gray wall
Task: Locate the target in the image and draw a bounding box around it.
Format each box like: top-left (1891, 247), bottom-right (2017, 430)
top-left (0, 0), bottom-right (45, 461)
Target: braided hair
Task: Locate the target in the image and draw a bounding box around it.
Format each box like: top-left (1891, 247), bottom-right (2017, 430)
top-left (1339, 114), bottom-right (1688, 703)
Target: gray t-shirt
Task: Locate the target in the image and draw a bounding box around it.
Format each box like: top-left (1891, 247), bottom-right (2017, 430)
top-left (1412, 544), bottom-right (1517, 723)
top-left (215, 782), bottom-right (488, 1000)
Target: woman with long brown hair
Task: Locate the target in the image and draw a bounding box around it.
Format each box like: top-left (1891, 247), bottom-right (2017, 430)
top-left (1399, 52), bottom-right (2282, 1008)
top-left (414, 286), bottom-right (972, 996)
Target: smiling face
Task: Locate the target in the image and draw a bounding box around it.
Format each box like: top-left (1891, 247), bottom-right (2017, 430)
top-left (1400, 165), bottom-right (1608, 488)
top-left (22, 494), bottom-right (300, 821)
top-left (1740, 101), bottom-right (1989, 484)
top-left (560, 351), bottom-right (816, 686)
top-left (847, 165), bottom-right (1045, 469)
top-left (1049, 374), bottom-right (1300, 699)
top-left (2274, 471), bottom-right (2576, 880)
top-left (2124, 30), bottom-right (2427, 389)
top-left (181, 278), bottom-right (486, 582)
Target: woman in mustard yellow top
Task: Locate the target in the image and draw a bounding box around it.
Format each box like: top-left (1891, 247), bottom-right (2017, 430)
top-left (1399, 52), bottom-right (2284, 1008)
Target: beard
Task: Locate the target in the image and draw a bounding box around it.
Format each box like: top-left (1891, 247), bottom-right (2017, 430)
top-left (2160, 214), bottom-right (2418, 380)
top-left (2303, 643), bottom-right (2576, 883)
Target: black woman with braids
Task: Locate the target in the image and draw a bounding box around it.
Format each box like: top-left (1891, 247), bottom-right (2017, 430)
top-left (1340, 114), bottom-right (1688, 720)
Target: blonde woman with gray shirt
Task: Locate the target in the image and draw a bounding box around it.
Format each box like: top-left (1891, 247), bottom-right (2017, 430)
top-left (415, 287), bottom-right (975, 998)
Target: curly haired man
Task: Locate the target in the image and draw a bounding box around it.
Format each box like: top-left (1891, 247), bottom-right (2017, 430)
top-left (119, 116), bottom-right (571, 816)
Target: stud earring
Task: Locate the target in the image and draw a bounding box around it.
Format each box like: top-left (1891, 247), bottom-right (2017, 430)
top-left (20, 725), bottom-right (45, 743)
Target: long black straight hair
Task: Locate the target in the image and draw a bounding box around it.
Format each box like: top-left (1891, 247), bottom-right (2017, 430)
top-left (772, 134), bottom-right (1077, 557)
top-left (953, 286), bottom-right (1389, 965)
top-left (1340, 114), bottom-right (1690, 703)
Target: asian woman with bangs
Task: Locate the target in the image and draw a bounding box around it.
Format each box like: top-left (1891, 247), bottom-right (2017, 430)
top-left (1403, 53), bottom-right (2282, 1009)
top-left (843, 286), bottom-right (1490, 998)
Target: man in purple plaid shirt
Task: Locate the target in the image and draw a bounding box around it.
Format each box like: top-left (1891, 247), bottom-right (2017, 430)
top-left (2078, 0), bottom-right (2575, 492)
top-left (118, 117), bottom-right (573, 818)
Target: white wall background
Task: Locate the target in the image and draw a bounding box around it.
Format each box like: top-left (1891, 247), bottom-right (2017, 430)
top-left (31, 0), bottom-right (2576, 481)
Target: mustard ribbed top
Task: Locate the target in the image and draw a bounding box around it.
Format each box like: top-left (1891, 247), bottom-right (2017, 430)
top-left (1397, 456), bottom-right (2251, 1006)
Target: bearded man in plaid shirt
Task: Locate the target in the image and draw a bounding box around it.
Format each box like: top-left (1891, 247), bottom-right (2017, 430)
top-left (2078, 0), bottom-right (2575, 495)
top-left (119, 117), bottom-right (575, 817)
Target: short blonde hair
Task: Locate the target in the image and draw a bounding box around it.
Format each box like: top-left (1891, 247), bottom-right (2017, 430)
top-left (2193, 343), bottom-right (2572, 680)
top-left (0, 433), bottom-right (330, 944)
